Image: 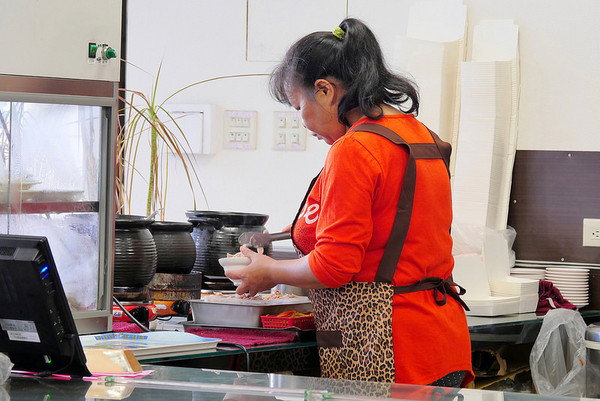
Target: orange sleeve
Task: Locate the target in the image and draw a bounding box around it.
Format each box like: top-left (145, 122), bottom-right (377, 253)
top-left (307, 136), bottom-right (382, 287)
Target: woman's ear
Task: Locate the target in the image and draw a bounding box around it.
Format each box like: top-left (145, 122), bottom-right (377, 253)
top-left (314, 79), bottom-right (329, 93)
top-left (314, 79), bottom-right (337, 104)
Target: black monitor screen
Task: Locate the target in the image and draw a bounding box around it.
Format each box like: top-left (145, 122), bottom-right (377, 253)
top-left (0, 234), bottom-right (91, 377)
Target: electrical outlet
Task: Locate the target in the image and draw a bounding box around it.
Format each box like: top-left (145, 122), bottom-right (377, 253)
top-left (582, 218), bottom-right (600, 247)
top-left (272, 111), bottom-right (306, 151)
top-left (223, 110), bottom-right (257, 150)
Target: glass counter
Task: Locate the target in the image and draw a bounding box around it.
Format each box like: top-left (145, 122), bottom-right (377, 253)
top-left (2, 364), bottom-right (587, 401)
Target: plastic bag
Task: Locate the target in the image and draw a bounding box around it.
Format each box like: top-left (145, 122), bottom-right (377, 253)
top-left (0, 353), bottom-right (12, 385)
top-left (529, 308), bottom-right (587, 396)
top-left (503, 225), bottom-right (517, 267)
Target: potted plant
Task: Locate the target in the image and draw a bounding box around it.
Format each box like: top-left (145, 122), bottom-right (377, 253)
top-left (115, 62), bottom-right (267, 220)
top-left (114, 64), bottom-right (268, 282)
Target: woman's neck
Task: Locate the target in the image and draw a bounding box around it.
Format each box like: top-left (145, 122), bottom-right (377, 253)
top-left (345, 104), bottom-right (404, 126)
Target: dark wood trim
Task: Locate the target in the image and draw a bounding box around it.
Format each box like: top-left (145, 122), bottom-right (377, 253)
top-left (0, 75), bottom-right (114, 98)
top-left (508, 150), bottom-right (600, 263)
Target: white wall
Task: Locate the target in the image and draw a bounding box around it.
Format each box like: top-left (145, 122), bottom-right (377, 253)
top-left (125, 0), bottom-right (600, 237)
top-left (0, 0), bottom-right (121, 81)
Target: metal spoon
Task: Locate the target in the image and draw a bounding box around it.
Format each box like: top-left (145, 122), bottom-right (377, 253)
top-left (237, 231), bottom-right (291, 247)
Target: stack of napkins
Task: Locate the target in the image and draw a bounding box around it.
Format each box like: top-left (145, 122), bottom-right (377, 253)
top-left (452, 19), bottom-right (520, 254)
top-left (453, 225), bottom-right (539, 316)
top-left (488, 276), bottom-right (539, 313)
top-left (449, 20), bottom-right (529, 316)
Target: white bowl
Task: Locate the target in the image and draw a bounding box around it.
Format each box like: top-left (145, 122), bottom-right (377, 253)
top-left (218, 257), bottom-right (251, 286)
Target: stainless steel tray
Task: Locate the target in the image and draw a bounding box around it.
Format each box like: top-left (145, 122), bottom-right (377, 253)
top-left (189, 297), bottom-right (312, 328)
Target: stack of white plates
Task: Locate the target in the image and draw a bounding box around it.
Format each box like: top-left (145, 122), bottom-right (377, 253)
top-left (545, 267), bottom-right (590, 308)
top-left (510, 267), bottom-right (546, 280)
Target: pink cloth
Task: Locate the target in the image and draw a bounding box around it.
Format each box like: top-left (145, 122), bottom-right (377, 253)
top-left (536, 279), bottom-right (578, 316)
top-left (112, 322), bottom-right (297, 347)
top-left (185, 327), bottom-right (297, 347)
top-left (112, 321), bottom-right (148, 333)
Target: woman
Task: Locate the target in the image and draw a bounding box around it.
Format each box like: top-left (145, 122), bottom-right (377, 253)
top-left (227, 18), bottom-right (474, 387)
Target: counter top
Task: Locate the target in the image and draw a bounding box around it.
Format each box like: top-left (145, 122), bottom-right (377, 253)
top-left (137, 310), bottom-right (600, 363)
top-left (467, 309), bottom-right (600, 344)
top-left (467, 309), bottom-right (600, 329)
top-left (119, 310), bottom-right (600, 372)
top-left (3, 364), bottom-right (587, 400)
top-left (5, 312), bottom-right (599, 399)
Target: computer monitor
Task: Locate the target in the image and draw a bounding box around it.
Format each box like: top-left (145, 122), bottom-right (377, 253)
top-left (0, 234), bottom-right (91, 377)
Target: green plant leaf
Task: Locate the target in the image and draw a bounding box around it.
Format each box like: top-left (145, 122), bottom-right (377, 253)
top-left (116, 63), bottom-right (269, 220)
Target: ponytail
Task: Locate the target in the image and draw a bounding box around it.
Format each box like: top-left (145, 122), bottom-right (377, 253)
top-left (270, 18), bottom-right (419, 126)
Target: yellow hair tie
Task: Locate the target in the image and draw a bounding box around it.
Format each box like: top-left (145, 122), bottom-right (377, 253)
top-left (332, 26), bottom-right (345, 40)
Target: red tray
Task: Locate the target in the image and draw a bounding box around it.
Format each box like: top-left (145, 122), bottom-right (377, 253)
top-left (261, 315), bottom-right (315, 330)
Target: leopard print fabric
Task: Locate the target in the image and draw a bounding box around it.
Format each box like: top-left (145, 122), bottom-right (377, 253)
top-left (309, 281), bottom-right (395, 383)
top-left (302, 376), bottom-right (392, 398)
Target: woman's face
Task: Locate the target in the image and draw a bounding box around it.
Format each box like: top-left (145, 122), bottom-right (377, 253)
top-left (286, 80), bottom-right (347, 145)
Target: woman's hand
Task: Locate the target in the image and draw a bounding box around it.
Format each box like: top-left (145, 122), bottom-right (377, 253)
top-left (226, 246), bottom-right (326, 296)
top-left (226, 245), bottom-right (277, 296)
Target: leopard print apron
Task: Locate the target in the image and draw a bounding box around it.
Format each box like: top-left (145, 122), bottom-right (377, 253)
top-left (293, 123), bottom-right (468, 383)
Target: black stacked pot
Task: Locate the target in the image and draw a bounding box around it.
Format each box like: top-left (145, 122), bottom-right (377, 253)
top-left (114, 214), bottom-right (158, 289)
top-left (150, 221), bottom-right (196, 274)
top-left (186, 211), bottom-right (273, 289)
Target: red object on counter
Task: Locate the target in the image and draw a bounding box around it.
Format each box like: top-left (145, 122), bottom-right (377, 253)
top-left (186, 328), bottom-right (297, 347)
top-left (260, 315), bottom-right (315, 330)
top-left (153, 299), bottom-right (191, 317)
top-left (536, 279), bottom-right (578, 316)
top-left (112, 303), bottom-right (158, 323)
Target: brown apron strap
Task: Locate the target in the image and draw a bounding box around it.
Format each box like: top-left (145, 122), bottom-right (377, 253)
top-left (350, 123), bottom-right (447, 283)
top-left (290, 169), bottom-right (322, 254)
top-left (427, 128), bottom-right (452, 178)
top-left (376, 151), bottom-right (415, 283)
top-left (394, 277), bottom-right (470, 311)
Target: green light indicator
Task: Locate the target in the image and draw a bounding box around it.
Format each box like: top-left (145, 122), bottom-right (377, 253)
top-left (89, 43), bottom-right (98, 58)
top-left (106, 47), bottom-right (117, 59)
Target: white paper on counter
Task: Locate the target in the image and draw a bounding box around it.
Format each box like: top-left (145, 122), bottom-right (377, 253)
top-left (489, 276), bottom-right (539, 296)
top-left (484, 228), bottom-right (512, 280)
top-left (452, 254), bottom-right (491, 298)
top-left (453, 254), bottom-right (523, 316)
top-left (463, 298), bottom-right (520, 316)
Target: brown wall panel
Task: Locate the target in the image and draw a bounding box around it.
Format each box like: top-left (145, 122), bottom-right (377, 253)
top-left (508, 150), bottom-right (600, 263)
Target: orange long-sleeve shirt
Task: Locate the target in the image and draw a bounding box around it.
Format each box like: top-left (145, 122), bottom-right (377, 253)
top-left (293, 114), bottom-right (474, 386)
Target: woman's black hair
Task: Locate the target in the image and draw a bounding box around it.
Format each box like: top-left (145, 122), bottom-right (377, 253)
top-left (269, 18), bottom-right (419, 126)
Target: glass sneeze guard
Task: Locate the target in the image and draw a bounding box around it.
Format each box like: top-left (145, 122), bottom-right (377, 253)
top-left (0, 75), bottom-right (116, 334)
